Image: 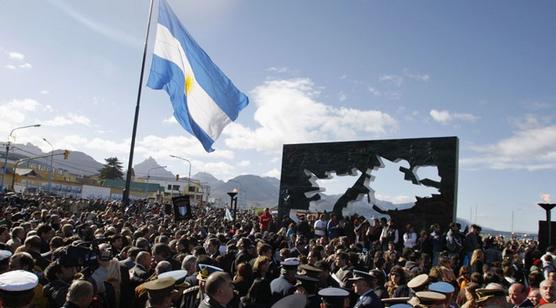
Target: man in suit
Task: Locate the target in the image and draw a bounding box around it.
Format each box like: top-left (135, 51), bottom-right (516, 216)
top-left (130, 251), bottom-right (152, 286)
top-left (270, 258), bottom-right (299, 303)
top-left (348, 270), bottom-right (384, 308)
top-left (509, 283), bottom-right (534, 307)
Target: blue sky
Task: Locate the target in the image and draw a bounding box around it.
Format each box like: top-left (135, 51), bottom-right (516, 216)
top-left (1, 0), bottom-right (555, 232)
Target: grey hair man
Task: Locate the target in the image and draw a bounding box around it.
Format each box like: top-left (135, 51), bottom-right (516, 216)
top-left (62, 280), bottom-right (94, 308)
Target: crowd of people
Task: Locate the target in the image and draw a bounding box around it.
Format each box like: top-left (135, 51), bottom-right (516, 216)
top-left (0, 192), bottom-right (553, 308)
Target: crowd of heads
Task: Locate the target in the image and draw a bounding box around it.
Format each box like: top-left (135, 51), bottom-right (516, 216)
top-left (0, 192), bottom-right (552, 308)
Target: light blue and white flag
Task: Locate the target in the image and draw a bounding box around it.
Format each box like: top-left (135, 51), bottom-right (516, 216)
top-left (147, 0), bottom-right (249, 152)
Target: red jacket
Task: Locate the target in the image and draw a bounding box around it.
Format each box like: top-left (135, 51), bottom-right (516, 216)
top-left (259, 211), bottom-right (272, 231)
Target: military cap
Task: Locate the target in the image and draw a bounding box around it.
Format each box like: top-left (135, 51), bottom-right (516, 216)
top-left (407, 273), bottom-right (429, 290)
top-left (319, 287), bottom-right (349, 306)
top-left (414, 291), bottom-right (446, 304)
top-left (348, 269), bottom-right (375, 282)
top-left (0, 270), bottom-right (38, 292)
top-left (158, 270), bottom-right (188, 286)
top-left (298, 264), bottom-right (322, 278)
top-left (280, 257), bottom-right (300, 268)
top-left (475, 283), bottom-right (507, 304)
top-left (382, 297), bottom-right (411, 305)
top-left (143, 277), bottom-right (176, 291)
top-left (295, 274), bottom-right (319, 287)
top-left (196, 264), bottom-right (223, 281)
top-left (388, 304), bottom-right (412, 308)
top-left (271, 293), bottom-right (307, 308)
top-left (428, 281), bottom-right (455, 294)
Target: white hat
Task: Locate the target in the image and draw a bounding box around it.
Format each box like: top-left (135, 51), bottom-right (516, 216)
top-left (281, 257), bottom-right (300, 267)
top-left (318, 287), bottom-right (349, 297)
top-left (158, 270), bottom-right (188, 285)
top-left (428, 281), bottom-right (455, 294)
top-left (0, 250), bottom-right (12, 262)
top-left (0, 270), bottom-right (39, 292)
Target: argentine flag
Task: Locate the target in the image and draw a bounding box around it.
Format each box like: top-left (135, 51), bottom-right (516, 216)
top-left (147, 0), bottom-right (249, 152)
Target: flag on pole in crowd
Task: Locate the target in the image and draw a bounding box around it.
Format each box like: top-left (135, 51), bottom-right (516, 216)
top-left (147, 0), bottom-right (249, 152)
top-left (224, 208), bottom-right (233, 221)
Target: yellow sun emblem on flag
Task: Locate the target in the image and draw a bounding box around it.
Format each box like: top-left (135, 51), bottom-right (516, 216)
top-left (184, 74), bottom-right (194, 96)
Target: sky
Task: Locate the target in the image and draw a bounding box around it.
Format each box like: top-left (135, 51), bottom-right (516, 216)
top-left (1, 0), bottom-right (555, 232)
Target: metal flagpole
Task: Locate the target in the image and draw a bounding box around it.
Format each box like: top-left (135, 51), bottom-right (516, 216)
top-left (122, 0), bottom-right (156, 207)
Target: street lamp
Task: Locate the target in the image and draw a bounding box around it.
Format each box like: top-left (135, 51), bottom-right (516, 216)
top-left (42, 138), bottom-right (54, 193)
top-left (1, 124), bottom-right (41, 191)
top-left (169, 155), bottom-right (191, 197)
top-left (227, 188), bottom-right (239, 223)
top-left (539, 202), bottom-right (556, 246)
top-left (229, 179), bottom-right (241, 208)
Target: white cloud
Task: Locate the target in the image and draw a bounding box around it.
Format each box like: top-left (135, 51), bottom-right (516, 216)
top-left (267, 66), bottom-right (289, 73)
top-left (223, 78), bottom-right (397, 152)
top-left (44, 113), bottom-right (91, 127)
top-left (338, 92), bottom-right (347, 102)
top-left (47, 0), bottom-right (141, 48)
top-left (368, 87), bottom-right (381, 96)
top-left (162, 116), bottom-right (178, 125)
top-left (238, 160), bottom-right (250, 167)
top-left (462, 125), bottom-right (556, 170)
top-left (199, 162), bottom-right (236, 179)
top-left (0, 99), bottom-right (41, 133)
top-left (509, 114), bottom-right (550, 130)
top-left (40, 90), bottom-right (49, 95)
top-left (379, 74), bottom-right (403, 87)
top-left (19, 63), bottom-right (32, 69)
top-left (403, 69), bottom-right (430, 82)
top-left (263, 168), bottom-right (281, 178)
top-left (8, 52), bottom-right (24, 61)
top-left (430, 109), bottom-right (479, 124)
top-left (4, 65), bottom-right (16, 70)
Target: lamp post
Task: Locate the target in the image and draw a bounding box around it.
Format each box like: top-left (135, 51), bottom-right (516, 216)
top-left (42, 138), bottom-right (54, 194)
top-left (227, 189), bottom-right (238, 223)
top-left (1, 124), bottom-right (41, 191)
top-left (169, 155), bottom-right (191, 197)
top-left (229, 179), bottom-right (241, 208)
top-left (539, 202), bottom-right (556, 246)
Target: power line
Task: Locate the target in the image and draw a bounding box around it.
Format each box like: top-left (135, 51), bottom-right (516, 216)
top-left (6, 146), bottom-right (101, 175)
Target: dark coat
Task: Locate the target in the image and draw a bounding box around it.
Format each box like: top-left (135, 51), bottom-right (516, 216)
top-left (244, 277), bottom-right (272, 308)
top-left (198, 296), bottom-right (226, 308)
top-left (354, 289), bottom-right (384, 308)
top-left (43, 280), bottom-right (70, 308)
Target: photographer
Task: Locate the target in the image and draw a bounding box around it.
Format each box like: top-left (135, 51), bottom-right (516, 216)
top-left (90, 243), bottom-right (122, 308)
top-left (43, 249), bottom-right (80, 308)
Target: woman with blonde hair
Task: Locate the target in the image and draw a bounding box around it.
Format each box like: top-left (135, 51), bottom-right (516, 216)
top-left (243, 256), bottom-right (272, 308)
top-left (469, 249), bottom-right (484, 274)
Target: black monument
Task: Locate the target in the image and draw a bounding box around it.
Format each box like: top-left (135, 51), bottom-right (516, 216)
top-left (278, 136), bottom-right (458, 231)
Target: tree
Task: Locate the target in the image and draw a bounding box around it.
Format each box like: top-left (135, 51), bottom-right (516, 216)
top-left (99, 157), bottom-right (124, 180)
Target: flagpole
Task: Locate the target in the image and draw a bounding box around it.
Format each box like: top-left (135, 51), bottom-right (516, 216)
top-left (122, 0), bottom-right (156, 208)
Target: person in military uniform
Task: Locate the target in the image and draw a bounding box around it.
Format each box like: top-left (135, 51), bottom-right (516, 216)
top-left (349, 270), bottom-right (384, 308)
top-left (143, 276), bottom-right (177, 308)
top-left (0, 270), bottom-right (39, 308)
top-left (318, 287), bottom-right (351, 308)
top-left (199, 272), bottom-right (235, 308)
top-left (270, 258), bottom-right (299, 304)
top-left (294, 274), bottom-right (320, 308)
top-left (180, 264), bottom-right (222, 308)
